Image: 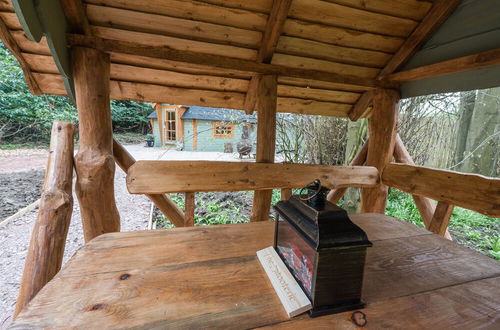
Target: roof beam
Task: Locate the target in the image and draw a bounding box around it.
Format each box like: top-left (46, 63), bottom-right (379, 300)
top-left (348, 90), bottom-right (374, 121)
top-left (67, 35), bottom-right (393, 90)
top-left (0, 15), bottom-right (41, 94)
top-left (386, 48), bottom-right (500, 82)
top-left (245, 0), bottom-right (292, 113)
top-left (258, 0), bottom-right (292, 63)
top-left (378, 0), bottom-right (461, 79)
top-left (60, 0), bottom-right (91, 35)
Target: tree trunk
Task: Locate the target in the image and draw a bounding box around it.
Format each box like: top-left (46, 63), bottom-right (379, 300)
top-left (15, 121), bottom-right (75, 317)
top-left (73, 47), bottom-right (120, 242)
top-left (461, 88), bottom-right (500, 177)
top-left (454, 91), bottom-right (476, 170)
top-left (342, 119), bottom-right (366, 213)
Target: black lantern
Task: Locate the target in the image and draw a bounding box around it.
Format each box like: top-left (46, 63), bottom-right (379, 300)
top-left (273, 180), bottom-right (372, 317)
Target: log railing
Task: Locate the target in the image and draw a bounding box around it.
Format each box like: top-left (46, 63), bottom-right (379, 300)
top-left (382, 163), bottom-right (500, 218)
top-left (127, 161), bottom-right (379, 194)
top-left (126, 161), bottom-right (379, 223)
top-left (14, 122), bottom-right (75, 317)
top-left (112, 138), bottom-right (186, 227)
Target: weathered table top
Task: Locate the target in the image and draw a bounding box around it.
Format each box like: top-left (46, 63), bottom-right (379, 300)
top-left (11, 214), bottom-right (500, 329)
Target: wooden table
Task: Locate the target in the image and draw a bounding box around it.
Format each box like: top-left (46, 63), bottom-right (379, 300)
top-left (11, 214), bottom-right (500, 329)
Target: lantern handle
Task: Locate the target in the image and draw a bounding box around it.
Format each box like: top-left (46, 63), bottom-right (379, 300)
top-left (299, 179), bottom-right (322, 201)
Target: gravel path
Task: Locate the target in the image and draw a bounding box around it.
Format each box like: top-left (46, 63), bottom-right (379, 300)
top-left (0, 167), bottom-right (150, 326)
top-left (0, 145), bottom-right (260, 325)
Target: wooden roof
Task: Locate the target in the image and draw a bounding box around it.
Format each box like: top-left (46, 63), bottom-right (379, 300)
top-left (0, 0), bottom-right (472, 117)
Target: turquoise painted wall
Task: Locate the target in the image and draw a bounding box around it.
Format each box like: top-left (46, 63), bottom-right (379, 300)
top-left (152, 119), bottom-right (161, 146)
top-left (183, 119), bottom-right (255, 152)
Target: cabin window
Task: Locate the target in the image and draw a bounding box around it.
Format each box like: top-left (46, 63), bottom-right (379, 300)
top-left (164, 109), bottom-right (176, 143)
top-left (213, 122), bottom-right (234, 138)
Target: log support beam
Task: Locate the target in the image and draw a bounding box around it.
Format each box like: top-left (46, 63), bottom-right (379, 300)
top-left (393, 135), bottom-right (452, 240)
top-left (184, 192), bottom-right (195, 227)
top-left (15, 121), bottom-right (75, 317)
top-left (348, 91), bottom-right (374, 121)
top-left (251, 75), bottom-right (278, 221)
top-left (73, 46), bottom-right (120, 242)
top-left (112, 139), bottom-right (186, 227)
top-left (429, 202), bottom-right (454, 237)
top-left (245, 0), bottom-right (292, 114)
top-left (360, 89), bottom-right (399, 213)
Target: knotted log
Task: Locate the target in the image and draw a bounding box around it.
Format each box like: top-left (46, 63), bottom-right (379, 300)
top-left (14, 121), bottom-right (75, 317)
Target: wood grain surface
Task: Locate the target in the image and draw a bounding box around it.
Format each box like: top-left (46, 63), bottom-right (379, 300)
top-left (11, 214), bottom-right (499, 329)
top-left (126, 161), bottom-right (379, 194)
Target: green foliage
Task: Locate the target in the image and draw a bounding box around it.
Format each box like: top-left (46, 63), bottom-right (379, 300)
top-left (110, 100), bottom-right (152, 133)
top-left (386, 189), bottom-right (424, 228)
top-left (0, 43), bottom-right (77, 143)
top-left (0, 42), bottom-right (153, 144)
top-left (386, 189), bottom-right (499, 260)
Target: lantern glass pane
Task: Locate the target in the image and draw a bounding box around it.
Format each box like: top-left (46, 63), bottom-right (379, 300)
top-left (276, 217), bottom-right (316, 297)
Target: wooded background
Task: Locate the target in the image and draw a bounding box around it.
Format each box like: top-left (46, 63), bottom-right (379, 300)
top-left (0, 42), bottom-right (151, 144)
top-left (1, 39), bottom-right (498, 180)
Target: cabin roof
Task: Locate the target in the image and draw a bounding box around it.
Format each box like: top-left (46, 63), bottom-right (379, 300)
top-left (181, 106), bottom-right (257, 123)
top-left (147, 106), bottom-right (257, 123)
top-left (1, 0), bottom-right (499, 118)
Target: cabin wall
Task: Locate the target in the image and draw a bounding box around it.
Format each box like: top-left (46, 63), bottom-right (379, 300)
top-left (183, 120), bottom-right (255, 152)
top-left (151, 119), bottom-right (161, 147)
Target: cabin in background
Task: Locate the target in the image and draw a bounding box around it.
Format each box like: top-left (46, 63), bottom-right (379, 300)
top-left (148, 104), bottom-right (256, 152)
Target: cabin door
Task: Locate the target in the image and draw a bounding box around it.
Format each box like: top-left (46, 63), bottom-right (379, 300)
top-left (163, 109), bottom-right (177, 144)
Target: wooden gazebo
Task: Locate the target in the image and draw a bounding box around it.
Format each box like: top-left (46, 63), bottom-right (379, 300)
top-left (2, 0), bottom-right (499, 328)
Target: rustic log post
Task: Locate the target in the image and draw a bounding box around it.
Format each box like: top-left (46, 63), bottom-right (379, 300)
top-left (428, 201), bottom-right (454, 237)
top-left (251, 75), bottom-right (277, 221)
top-left (112, 138), bottom-right (186, 227)
top-left (184, 192), bottom-right (195, 227)
top-left (327, 139), bottom-right (369, 204)
top-left (14, 121), bottom-right (75, 317)
top-left (73, 46), bottom-right (120, 242)
top-left (393, 135), bottom-right (452, 240)
top-left (360, 89), bottom-right (399, 213)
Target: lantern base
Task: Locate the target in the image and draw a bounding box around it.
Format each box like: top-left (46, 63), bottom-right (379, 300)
top-left (309, 300), bottom-right (365, 318)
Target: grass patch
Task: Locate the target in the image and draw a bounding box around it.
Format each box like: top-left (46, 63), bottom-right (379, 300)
top-left (0, 142), bottom-right (46, 150)
top-left (156, 188), bottom-right (499, 261)
top-left (113, 132), bottom-right (146, 145)
top-left (155, 190), bottom-right (285, 228)
top-left (386, 189), bottom-right (499, 260)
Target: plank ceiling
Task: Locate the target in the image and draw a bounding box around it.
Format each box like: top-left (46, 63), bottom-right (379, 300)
top-left (0, 0), bottom-right (436, 117)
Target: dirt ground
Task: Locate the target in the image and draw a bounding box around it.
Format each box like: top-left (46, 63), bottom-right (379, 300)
top-left (0, 145), bottom-right (258, 325)
top-left (0, 149), bottom-right (151, 326)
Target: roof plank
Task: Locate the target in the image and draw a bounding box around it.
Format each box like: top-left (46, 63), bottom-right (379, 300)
top-left (110, 63), bottom-right (249, 92)
top-left (283, 18), bottom-right (404, 53)
top-left (276, 35), bottom-right (391, 68)
top-left (323, 0), bottom-right (432, 21)
top-left (289, 0), bottom-right (417, 37)
top-left (272, 53), bottom-right (380, 78)
top-left (87, 4), bottom-right (262, 48)
top-left (85, 0), bottom-right (269, 32)
top-left (277, 85), bottom-right (360, 103)
top-left (91, 26), bottom-right (257, 60)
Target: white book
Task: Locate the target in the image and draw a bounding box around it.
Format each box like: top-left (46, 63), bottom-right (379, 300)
top-left (257, 246), bottom-right (312, 317)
